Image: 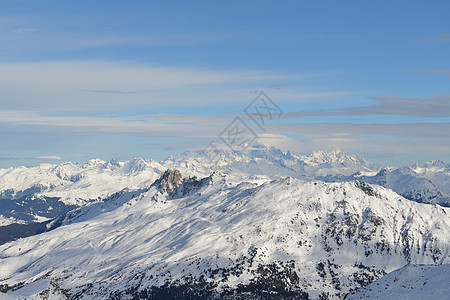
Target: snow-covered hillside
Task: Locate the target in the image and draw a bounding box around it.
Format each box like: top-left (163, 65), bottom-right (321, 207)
top-left (0, 279), bottom-right (69, 300)
top-left (1, 171), bottom-right (448, 299)
top-left (347, 264), bottom-right (450, 299)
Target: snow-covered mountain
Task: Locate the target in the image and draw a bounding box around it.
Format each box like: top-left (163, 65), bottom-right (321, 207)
top-left (1, 145), bottom-right (448, 230)
top-left (163, 145), bottom-right (449, 207)
top-left (162, 145), bottom-right (381, 181)
top-left (1, 170), bottom-right (448, 299)
top-left (324, 160), bottom-right (450, 207)
top-left (0, 157), bottom-right (165, 202)
top-left (0, 158), bottom-right (165, 227)
top-left (347, 264), bottom-right (450, 299)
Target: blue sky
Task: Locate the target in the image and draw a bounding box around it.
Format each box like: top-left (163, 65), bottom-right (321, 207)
top-left (0, 0), bottom-right (449, 167)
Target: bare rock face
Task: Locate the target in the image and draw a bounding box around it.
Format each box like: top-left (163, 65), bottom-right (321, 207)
top-left (151, 169), bottom-right (216, 198)
top-left (152, 169), bottom-right (183, 195)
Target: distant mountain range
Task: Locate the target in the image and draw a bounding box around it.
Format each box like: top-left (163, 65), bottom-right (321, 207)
top-left (1, 146), bottom-right (448, 227)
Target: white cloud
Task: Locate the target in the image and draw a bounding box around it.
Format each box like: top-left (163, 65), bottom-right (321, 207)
top-left (36, 156), bottom-right (61, 160)
top-left (256, 133), bottom-right (303, 152)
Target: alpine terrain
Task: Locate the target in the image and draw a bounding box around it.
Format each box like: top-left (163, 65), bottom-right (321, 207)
top-left (0, 146), bottom-right (448, 299)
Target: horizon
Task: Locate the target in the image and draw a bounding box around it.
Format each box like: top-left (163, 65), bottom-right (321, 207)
top-left (0, 143), bottom-right (448, 170)
top-left (1, 1), bottom-right (449, 168)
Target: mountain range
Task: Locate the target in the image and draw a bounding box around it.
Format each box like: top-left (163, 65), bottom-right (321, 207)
top-left (0, 146), bottom-right (448, 228)
top-left (0, 146), bottom-right (449, 299)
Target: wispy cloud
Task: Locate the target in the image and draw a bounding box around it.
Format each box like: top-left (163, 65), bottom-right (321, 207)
top-left (268, 122), bottom-right (450, 159)
top-left (283, 94), bottom-right (450, 118)
top-left (0, 157), bottom-right (20, 161)
top-left (419, 68), bottom-right (450, 77)
top-left (296, 34), bottom-right (357, 39)
top-left (14, 27), bottom-right (39, 34)
top-left (267, 83), bottom-right (287, 90)
top-left (431, 32), bottom-right (450, 42)
top-left (0, 60), bottom-right (294, 112)
top-left (82, 89), bottom-right (139, 95)
top-left (36, 155), bottom-right (61, 160)
top-left (0, 110), bottom-right (228, 137)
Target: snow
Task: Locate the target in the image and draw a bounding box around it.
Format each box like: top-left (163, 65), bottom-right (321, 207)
top-left (0, 158), bottom-right (165, 204)
top-left (347, 264), bottom-right (450, 300)
top-left (0, 146), bottom-right (449, 298)
top-left (162, 146), bottom-right (382, 181)
top-left (0, 279), bottom-right (68, 299)
top-left (0, 215), bottom-right (26, 226)
top-left (0, 174), bottom-right (448, 299)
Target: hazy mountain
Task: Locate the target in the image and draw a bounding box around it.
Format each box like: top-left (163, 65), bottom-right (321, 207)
top-left (162, 145), bottom-right (381, 181)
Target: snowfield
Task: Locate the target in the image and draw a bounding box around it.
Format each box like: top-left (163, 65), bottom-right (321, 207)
top-left (1, 170), bottom-right (448, 299)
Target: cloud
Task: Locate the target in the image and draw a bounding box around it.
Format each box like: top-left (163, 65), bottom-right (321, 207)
top-left (267, 83), bottom-right (287, 90)
top-left (0, 110), bottom-right (229, 138)
top-left (431, 32), bottom-right (450, 42)
top-left (296, 34), bottom-right (357, 39)
top-left (267, 122), bottom-right (450, 158)
top-left (0, 60), bottom-right (293, 112)
top-left (82, 89), bottom-right (139, 95)
top-left (14, 27), bottom-right (39, 34)
top-left (419, 68), bottom-right (450, 77)
top-left (256, 133), bottom-right (303, 151)
top-left (0, 157), bottom-right (20, 161)
top-left (282, 94), bottom-right (450, 118)
top-left (345, 95), bottom-right (450, 117)
top-left (1, 107), bottom-right (448, 167)
top-left (36, 156), bottom-right (61, 160)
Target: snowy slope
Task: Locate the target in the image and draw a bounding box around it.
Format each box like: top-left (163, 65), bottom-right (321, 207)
top-left (0, 171), bottom-right (448, 299)
top-left (0, 279), bottom-right (69, 300)
top-left (0, 158), bottom-right (165, 226)
top-left (360, 167), bottom-right (449, 206)
top-left (324, 161), bottom-right (450, 207)
top-left (410, 160), bottom-right (450, 195)
top-left (346, 264), bottom-right (450, 300)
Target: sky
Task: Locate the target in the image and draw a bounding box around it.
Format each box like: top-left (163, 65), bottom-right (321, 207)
top-left (0, 0), bottom-right (449, 168)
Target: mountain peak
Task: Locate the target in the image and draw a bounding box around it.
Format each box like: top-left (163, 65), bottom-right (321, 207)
top-left (152, 169), bottom-right (183, 195)
top-left (84, 158), bottom-right (106, 167)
